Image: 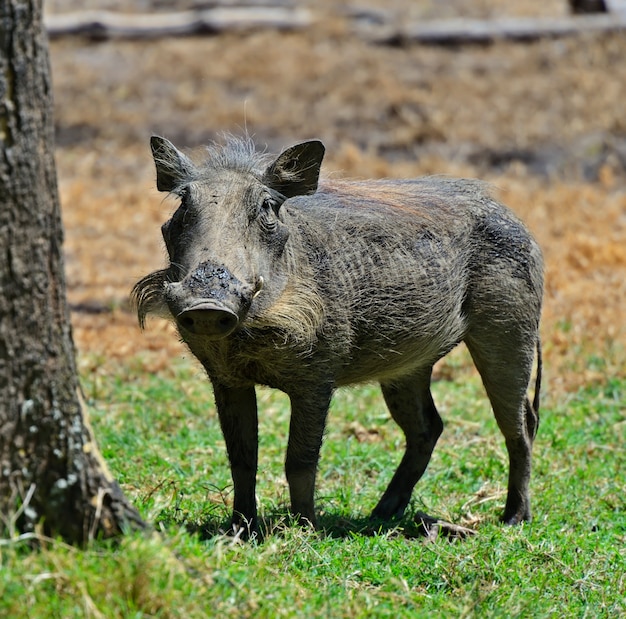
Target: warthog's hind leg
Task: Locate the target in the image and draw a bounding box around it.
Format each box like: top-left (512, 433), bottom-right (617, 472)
top-left (371, 367), bottom-right (443, 521)
top-left (465, 332), bottom-right (539, 525)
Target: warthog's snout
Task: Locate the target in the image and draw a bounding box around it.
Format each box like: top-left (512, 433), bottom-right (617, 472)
top-left (165, 261), bottom-right (257, 339)
top-left (177, 301), bottom-right (239, 337)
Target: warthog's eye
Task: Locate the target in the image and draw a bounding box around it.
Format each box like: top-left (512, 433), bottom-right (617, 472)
top-left (261, 196), bottom-right (280, 215)
top-left (258, 196), bottom-right (280, 234)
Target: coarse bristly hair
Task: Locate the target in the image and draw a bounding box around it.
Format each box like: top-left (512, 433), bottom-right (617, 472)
top-left (245, 278), bottom-right (326, 351)
top-left (182, 135), bottom-right (318, 194)
top-left (203, 134), bottom-right (274, 175)
top-left (131, 268), bottom-right (174, 329)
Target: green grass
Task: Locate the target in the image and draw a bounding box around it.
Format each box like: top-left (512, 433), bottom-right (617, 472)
top-left (1, 354), bottom-right (624, 618)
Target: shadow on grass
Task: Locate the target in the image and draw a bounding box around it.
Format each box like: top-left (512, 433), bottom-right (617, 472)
top-left (318, 510), bottom-right (476, 541)
top-left (159, 507), bottom-right (474, 543)
top-left (317, 511), bottom-right (425, 540)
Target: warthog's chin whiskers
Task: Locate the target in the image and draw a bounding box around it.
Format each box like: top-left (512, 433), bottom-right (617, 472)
top-left (131, 268), bottom-right (173, 329)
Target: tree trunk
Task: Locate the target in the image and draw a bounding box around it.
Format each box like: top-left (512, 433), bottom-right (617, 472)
top-left (0, 0), bottom-right (144, 543)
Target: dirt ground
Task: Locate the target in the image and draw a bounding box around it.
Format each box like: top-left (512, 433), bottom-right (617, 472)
top-left (46, 1), bottom-right (626, 394)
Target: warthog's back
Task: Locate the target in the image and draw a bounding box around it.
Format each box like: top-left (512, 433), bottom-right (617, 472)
top-left (278, 177), bottom-right (542, 386)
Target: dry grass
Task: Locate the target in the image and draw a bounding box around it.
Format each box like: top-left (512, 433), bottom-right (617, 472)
top-left (48, 5), bottom-right (626, 392)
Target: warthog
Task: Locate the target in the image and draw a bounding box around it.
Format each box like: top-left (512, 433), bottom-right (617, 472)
top-left (133, 135), bottom-right (543, 537)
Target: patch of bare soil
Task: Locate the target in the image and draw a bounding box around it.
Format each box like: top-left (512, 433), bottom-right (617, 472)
top-left (48, 2), bottom-right (626, 393)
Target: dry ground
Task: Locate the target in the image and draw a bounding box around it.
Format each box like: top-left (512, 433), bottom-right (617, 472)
top-left (47, 1), bottom-right (626, 394)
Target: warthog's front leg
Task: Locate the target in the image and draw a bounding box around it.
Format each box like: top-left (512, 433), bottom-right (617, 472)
top-left (212, 382), bottom-right (259, 537)
top-left (285, 385), bottom-right (333, 528)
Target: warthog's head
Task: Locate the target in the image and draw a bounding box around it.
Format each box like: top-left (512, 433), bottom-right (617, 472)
top-left (132, 136), bottom-right (325, 340)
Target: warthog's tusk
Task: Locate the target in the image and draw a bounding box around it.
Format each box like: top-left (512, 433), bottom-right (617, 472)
top-left (252, 276), bottom-right (264, 299)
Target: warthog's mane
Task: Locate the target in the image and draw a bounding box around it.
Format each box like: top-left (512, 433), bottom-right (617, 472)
top-left (202, 135), bottom-right (274, 177)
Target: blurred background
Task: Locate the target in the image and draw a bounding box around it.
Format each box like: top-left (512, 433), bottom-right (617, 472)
top-left (45, 0), bottom-right (626, 394)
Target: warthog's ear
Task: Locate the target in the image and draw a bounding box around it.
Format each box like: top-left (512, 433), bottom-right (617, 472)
top-left (263, 140), bottom-right (325, 198)
top-left (150, 136), bottom-right (195, 193)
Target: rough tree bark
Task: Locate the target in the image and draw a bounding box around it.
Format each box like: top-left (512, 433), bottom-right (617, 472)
top-left (0, 0), bottom-right (144, 543)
